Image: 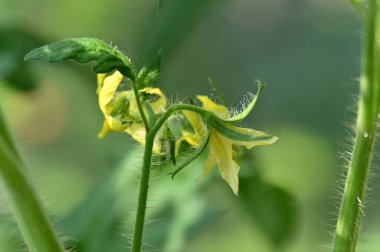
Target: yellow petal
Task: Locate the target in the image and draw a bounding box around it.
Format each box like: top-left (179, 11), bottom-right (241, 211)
top-left (197, 95), bottom-right (229, 119)
top-left (218, 156), bottom-right (240, 195)
top-left (96, 73), bottom-right (106, 94)
top-left (107, 115), bottom-right (130, 132)
top-left (98, 120), bottom-right (111, 138)
top-left (140, 87), bottom-right (168, 113)
top-left (209, 130), bottom-right (240, 195)
top-left (176, 132), bottom-right (202, 155)
top-left (227, 125), bottom-right (278, 149)
top-left (125, 122), bottom-right (162, 154)
top-left (125, 122), bottom-right (146, 145)
top-left (203, 146), bottom-right (217, 176)
top-left (127, 87), bottom-right (168, 119)
top-left (98, 71), bottom-right (124, 114)
top-left (182, 111), bottom-right (207, 137)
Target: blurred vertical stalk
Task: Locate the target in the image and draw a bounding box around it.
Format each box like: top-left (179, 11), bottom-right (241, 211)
top-left (0, 108), bottom-right (64, 252)
top-left (333, 1), bottom-right (380, 251)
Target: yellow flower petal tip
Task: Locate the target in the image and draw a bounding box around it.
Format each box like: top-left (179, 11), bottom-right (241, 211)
top-left (97, 120), bottom-right (112, 138)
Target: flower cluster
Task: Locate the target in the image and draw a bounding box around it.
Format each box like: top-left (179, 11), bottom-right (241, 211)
top-left (97, 71), bottom-right (277, 194)
top-left (97, 70), bottom-right (168, 153)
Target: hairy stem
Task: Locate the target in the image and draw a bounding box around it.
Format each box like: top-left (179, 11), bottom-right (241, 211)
top-left (131, 133), bottom-right (154, 252)
top-left (0, 109), bottom-right (64, 252)
top-left (131, 103), bottom-right (209, 252)
top-left (333, 1), bottom-right (380, 251)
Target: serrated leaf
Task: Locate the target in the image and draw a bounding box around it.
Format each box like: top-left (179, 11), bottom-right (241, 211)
top-left (24, 38), bottom-right (135, 80)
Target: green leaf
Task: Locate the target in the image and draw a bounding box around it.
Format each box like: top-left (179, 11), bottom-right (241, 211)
top-left (239, 175), bottom-right (298, 247)
top-left (143, 100), bottom-right (158, 126)
top-left (222, 80), bottom-right (265, 123)
top-left (24, 38), bottom-right (135, 80)
top-left (165, 125), bottom-right (177, 166)
top-left (209, 117), bottom-right (275, 142)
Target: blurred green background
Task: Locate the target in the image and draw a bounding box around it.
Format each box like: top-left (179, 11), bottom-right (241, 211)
top-left (1, 0), bottom-right (379, 251)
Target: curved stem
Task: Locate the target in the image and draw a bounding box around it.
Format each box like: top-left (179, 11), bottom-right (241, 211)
top-left (151, 104), bottom-right (211, 135)
top-left (333, 1), bottom-right (379, 251)
top-left (169, 132), bottom-right (211, 179)
top-left (0, 109), bottom-right (64, 252)
top-left (131, 103), bottom-right (209, 252)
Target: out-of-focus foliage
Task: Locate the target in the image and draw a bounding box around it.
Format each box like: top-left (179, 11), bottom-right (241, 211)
top-left (1, 0), bottom-right (379, 252)
top-left (239, 172), bottom-right (297, 247)
top-left (0, 28), bottom-right (42, 91)
top-left (137, 0), bottom-right (222, 65)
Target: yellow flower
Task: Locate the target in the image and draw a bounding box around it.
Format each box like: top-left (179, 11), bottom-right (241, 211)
top-left (96, 71), bottom-right (168, 153)
top-left (182, 96), bottom-right (277, 195)
top-left (97, 71), bottom-right (127, 137)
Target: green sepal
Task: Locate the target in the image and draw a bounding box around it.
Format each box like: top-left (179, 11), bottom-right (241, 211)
top-left (136, 67), bottom-right (148, 87)
top-left (169, 132), bottom-right (211, 179)
top-left (136, 49), bottom-right (161, 88)
top-left (145, 70), bottom-right (160, 85)
top-left (188, 97), bottom-right (195, 105)
top-left (222, 80), bottom-right (265, 123)
top-left (137, 69), bottom-right (160, 88)
top-left (24, 38), bottom-right (135, 80)
top-left (165, 126), bottom-right (176, 166)
top-left (209, 117), bottom-right (274, 142)
top-left (143, 101), bottom-right (158, 127)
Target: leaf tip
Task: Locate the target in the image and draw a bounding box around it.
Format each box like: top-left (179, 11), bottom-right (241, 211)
top-left (24, 50), bottom-right (35, 61)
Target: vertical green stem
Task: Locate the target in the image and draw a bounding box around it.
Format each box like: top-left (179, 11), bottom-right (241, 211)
top-left (131, 80), bottom-right (150, 132)
top-left (333, 1), bottom-right (380, 251)
top-left (0, 109), bottom-right (64, 252)
top-left (130, 104), bottom-right (210, 252)
top-left (131, 134), bottom-right (154, 252)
